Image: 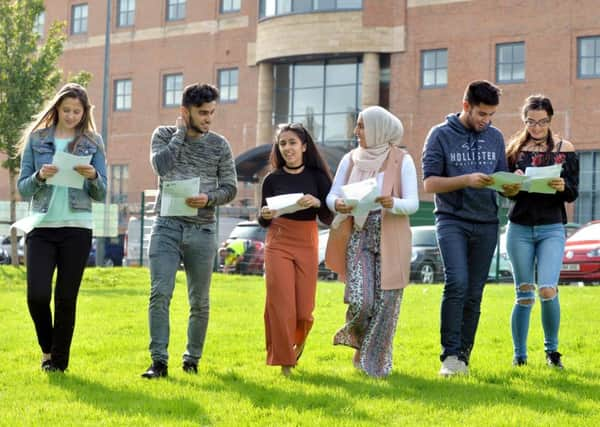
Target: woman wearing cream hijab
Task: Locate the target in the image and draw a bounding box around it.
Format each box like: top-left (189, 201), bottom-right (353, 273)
top-left (326, 106), bottom-right (419, 377)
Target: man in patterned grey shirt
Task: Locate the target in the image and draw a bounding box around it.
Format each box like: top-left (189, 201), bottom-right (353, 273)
top-left (142, 83), bottom-right (237, 378)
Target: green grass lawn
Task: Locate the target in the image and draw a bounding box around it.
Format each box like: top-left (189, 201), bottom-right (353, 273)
top-left (1, 266), bottom-right (599, 426)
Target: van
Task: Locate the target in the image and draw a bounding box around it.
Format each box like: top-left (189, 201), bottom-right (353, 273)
top-left (124, 215), bottom-right (155, 266)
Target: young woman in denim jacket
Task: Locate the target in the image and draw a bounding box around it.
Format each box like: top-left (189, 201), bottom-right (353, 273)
top-left (505, 95), bottom-right (578, 369)
top-left (17, 83), bottom-right (107, 372)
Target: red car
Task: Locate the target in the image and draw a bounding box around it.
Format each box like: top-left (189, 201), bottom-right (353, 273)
top-left (560, 221), bottom-right (600, 284)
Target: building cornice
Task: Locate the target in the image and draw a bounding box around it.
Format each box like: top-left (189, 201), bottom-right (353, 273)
top-left (252, 11), bottom-right (405, 65)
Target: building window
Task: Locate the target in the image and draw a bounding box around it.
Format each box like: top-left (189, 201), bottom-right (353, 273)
top-left (496, 42), bottom-right (525, 83)
top-left (111, 164), bottom-right (129, 204)
top-left (71, 4), bottom-right (88, 35)
top-left (118, 0), bottom-right (135, 27)
top-left (218, 68), bottom-right (239, 102)
top-left (163, 74), bottom-right (183, 107)
top-left (33, 11), bottom-right (45, 37)
top-left (166, 0), bottom-right (186, 21)
top-left (114, 79), bottom-right (132, 111)
top-left (260, 0), bottom-right (362, 18)
top-left (576, 151), bottom-right (600, 223)
top-left (221, 0), bottom-right (241, 13)
top-left (273, 57), bottom-right (362, 149)
top-left (421, 49), bottom-right (447, 88)
top-left (578, 36), bottom-right (600, 79)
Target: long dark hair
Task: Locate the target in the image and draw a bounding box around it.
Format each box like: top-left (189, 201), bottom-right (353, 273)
top-left (506, 95), bottom-right (555, 168)
top-left (269, 123), bottom-right (333, 181)
top-left (18, 83), bottom-right (97, 154)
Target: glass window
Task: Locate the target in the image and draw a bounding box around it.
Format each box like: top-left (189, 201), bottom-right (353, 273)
top-left (496, 42), bottom-right (525, 83)
top-left (273, 57), bottom-right (361, 147)
top-left (293, 0), bottom-right (312, 13)
top-left (293, 88), bottom-right (323, 115)
top-left (576, 151), bottom-right (600, 223)
top-left (114, 79), bottom-right (132, 111)
top-left (33, 11), bottom-right (45, 37)
top-left (315, 0), bottom-right (335, 10)
top-left (578, 36), bottom-right (600, 79)
top-left (71, 4), bottom-right (88, 35)
top-left (294, 62), bottom-right (324, 88)
top-left (118, 0), bottom-right (135, 27)
top-left (221, 0), bottom-right (241, 13)
top-left (167, 0), bottom-right (186, 21)
top-left (259, 0), bottom-right (362, 18)
top-left (163, 74), bottom-right (183, 107)
top-left (218, 68), bottom-right (239, 102)
top-left (111, 165), bottom-right (129, 204)
top-left (421, 49), bottom-right (447, 88)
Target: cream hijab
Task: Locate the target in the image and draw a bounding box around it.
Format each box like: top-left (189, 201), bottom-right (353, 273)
top-left (347, 106), bottom-right (404, 228)
top-left (349, 106), bottom-right (404, 184)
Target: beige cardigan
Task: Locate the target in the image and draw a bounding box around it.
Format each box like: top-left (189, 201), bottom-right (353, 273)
top-left (325, 146), bottom-right (412, 290)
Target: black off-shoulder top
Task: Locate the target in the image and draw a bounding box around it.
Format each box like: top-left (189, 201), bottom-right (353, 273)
top-left (508, 143), bottom-right (579, 226)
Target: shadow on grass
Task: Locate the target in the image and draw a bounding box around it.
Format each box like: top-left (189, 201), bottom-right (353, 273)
top-left (212, 371), bottom-right (374, 423)
top-left (296, 369), bottom-right (594, 417)
top-left (49, 373), bottom-right (211, 424)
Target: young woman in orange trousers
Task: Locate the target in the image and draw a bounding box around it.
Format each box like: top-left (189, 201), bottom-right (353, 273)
top-left (259, 123), bottom-right (333, 376)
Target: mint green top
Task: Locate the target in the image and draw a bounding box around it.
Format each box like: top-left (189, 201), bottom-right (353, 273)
top-left (37, 137), bottom-right (93, 229)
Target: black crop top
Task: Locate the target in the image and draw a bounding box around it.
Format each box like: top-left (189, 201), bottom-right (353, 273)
top-left (258, 167), bottom-right (333, 227)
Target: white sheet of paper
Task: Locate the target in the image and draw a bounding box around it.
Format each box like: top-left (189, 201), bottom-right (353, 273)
top-left (487, 172), bottom-right (528, 192)
top-left (524, 164), bottom-right (562, 194)
top-left (46, 151), bottom-right (92, 189)
top-left (11, 213), bottom-right (45, 234)
top-left (160, 177), bottom-right (200, 217)
top-left (341, 176), bottom-right (381, 217)
top-left (266, 193), bottom-right (305, 217)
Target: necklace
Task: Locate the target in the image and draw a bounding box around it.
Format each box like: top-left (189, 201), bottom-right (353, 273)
top-left (284, 163), bottom-right (304, 170)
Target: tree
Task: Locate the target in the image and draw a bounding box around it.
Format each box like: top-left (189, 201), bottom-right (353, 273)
top-left (0, 0), bottom-right (90, 265)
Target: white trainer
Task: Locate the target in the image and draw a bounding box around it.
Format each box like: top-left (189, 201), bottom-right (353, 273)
top-left (439, 355), bottom-right (468, 376)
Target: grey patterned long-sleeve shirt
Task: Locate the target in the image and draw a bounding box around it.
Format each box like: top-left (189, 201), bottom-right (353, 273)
top-left (150, 126), bottom-right (237, 224)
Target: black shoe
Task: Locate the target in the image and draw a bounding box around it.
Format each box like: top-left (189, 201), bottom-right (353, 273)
top-left (546, 351), bottom-right (564, 369)
top-left (41, 361), bottom-right (64, 372)
top-left (141, 361), bottom-right (168, 378)
top-left (513, 357), bottom-right (527, 366)
top-left (182, 360), bottom-right (198, 374)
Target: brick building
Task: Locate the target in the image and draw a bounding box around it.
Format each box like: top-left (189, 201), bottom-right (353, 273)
top-left (2, 0), bottom-right (599, 224)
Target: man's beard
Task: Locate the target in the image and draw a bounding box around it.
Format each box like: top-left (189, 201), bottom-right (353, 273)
top-left (189, 115), bottom-right (206, 134)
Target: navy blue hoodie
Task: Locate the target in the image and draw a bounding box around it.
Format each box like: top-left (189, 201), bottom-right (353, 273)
top-left (422, 113), bottom-right (507, 224)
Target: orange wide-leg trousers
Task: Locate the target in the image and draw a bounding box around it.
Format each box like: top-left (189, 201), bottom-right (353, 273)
top-left (264, 217), bottom-right (318, 366)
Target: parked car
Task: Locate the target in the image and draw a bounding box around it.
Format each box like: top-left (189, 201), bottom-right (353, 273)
top-left (410, 226), bottom-right (444, 284)
top-left (560, 221), bottom-right (600, 284)
top-left (317, 229), bottom-right (338, 280)
top-left (488, 230), bottom-right (513, 282)
top-left (87, 236), bottom-right (125, 267)
top-left (0, 247), bottom-right (9, 264)
top-left (217, 221), bottom-right (266, 275)
top-left (0, 235), bottom-right (25, 264)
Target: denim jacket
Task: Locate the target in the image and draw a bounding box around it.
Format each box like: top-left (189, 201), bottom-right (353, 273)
top-left (18, 127), bottom-right (108, 213)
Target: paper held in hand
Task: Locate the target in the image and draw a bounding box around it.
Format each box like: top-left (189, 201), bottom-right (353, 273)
top-left (487, 164), bottom-right (562, 194)
top-left (266, 193), bottom-right (305, 217)
top-left (524, 163), bottom-right (563, 194)
top-left (341, 177), bottom-right (381, 216)
top-left (46, 151), bottom-right (93, 189)
top-left (160, 177), bottom-right (200, 217)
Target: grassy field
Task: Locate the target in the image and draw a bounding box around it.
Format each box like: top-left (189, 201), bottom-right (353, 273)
top-left (1, 266), bottom-right (599, 426)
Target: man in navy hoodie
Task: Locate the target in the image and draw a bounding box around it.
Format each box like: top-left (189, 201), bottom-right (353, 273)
top-left (422, 80), bottom-right (519, 376)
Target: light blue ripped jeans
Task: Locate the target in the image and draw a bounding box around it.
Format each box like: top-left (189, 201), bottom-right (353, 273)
top-left (506, 222), bottom-right (566, 361)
